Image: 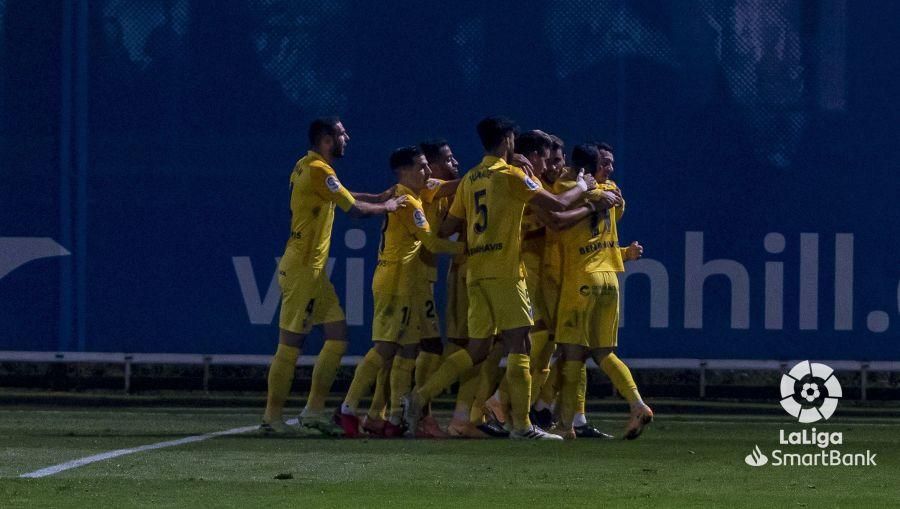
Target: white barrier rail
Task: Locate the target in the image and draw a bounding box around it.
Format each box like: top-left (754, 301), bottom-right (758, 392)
top-left (1, 351), bottom-right (897, 400)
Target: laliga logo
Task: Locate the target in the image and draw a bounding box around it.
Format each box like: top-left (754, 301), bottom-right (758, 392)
top-left (780, 360), bottom-right (842, 423)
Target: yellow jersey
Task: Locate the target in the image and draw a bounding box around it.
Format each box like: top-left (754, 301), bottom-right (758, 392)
top-left (284, 150), bottom-right (357, 269)
top-left (420, 179), bottom-right (450, 282)
top-left (520, 177), bottom-right (546, 257)
top-left (557, 179), bottom-right (626, 275)
top-left (448, 155), bottom-right (542, 281)
top-left (374, 183), bottom-right (462, 295)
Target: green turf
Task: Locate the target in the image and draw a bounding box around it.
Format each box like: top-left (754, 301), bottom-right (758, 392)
top-left (0, 407), bottom-right (897, 508)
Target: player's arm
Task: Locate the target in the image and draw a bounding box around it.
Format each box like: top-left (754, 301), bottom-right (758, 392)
top-left (432, 179), bottom-right (460, 199)
top-left (347, 196), bottom-right (407, 218)
top-left (526, 170), bottom-right (596, 212)
top-left (438, 213), bottom-right (464, 238)
top-left (537, 202), bottom-right (596, 231)
top-left (403, 205), bottom-right (464, 254)
top-left (438, 188), bottom-right (466, 238)
top-left (352, 186), bottom-right (395, 203)
top-left (415, 230), bottom-right (464, 255)
top-left (310, 165), bottom-right (406, 218)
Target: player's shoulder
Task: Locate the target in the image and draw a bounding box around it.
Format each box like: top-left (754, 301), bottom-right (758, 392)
top-left (501, 166), bottom-right (542, 191)
top-left (300, 152), bottom-right (335, 174)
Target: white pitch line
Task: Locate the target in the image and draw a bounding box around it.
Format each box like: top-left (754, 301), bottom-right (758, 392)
top-left (19, 418), bottom-right (297, 479)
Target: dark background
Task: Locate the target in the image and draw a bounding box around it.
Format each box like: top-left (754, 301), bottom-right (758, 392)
top-left (1, 0), bottom-right (897, 359)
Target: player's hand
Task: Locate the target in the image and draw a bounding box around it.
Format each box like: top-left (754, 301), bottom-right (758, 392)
top-left (384, 195), bottom-right (408, 212)
top-left (589, 189), bottom-right (621, 209)
top-left (510, 153), bottom-right (535, 175)
top-left (624, 241), bottom-right (643, 261)
top-left (575, 169), bottom-right (596, 192)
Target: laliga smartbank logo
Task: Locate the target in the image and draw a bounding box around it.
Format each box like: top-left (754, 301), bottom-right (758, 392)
top-left (744, 360), bottom-right (877, 468)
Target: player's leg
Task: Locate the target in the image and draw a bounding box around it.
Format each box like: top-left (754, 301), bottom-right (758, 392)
top-left (340, 340), bottom-right (398, 437)
top-left (532, 355), bottom-right (560, 429)
top-left (589, 272), bottom-right (652, 439)
top-left (363, 362), bottom-right (390, 435)
top-left (262, 262), bottom-right (314, 432)
top-left (390, 343), bottom-right (419, 436)
top-left (552, 272), bottom-right (593, 438)
top-left (556, 343), bottom-right (588, 439)
top-left (299, 273), bottom-right (348, 430)
top-left (487, 278), bottom-right (560, 440)
top-left (416, 281), bottom-right (444, 389)
top-left (468, 338), bottom-right (504, 426)
top-left (591, 346), bottom-right (652, 439)
top-left (415, 281), bottom-right (448, 437)
top-left (407, 280), bottom-right (496, 432)
top-left (261, 328), bottom-right (305, 432)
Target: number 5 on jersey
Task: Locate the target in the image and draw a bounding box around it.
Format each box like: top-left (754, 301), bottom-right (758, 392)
top-left (474, 190), bottom-right (488, 234)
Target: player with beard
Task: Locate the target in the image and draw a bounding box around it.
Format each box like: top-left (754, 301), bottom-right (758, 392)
top-left (261, 117), bottom-right (407, 435)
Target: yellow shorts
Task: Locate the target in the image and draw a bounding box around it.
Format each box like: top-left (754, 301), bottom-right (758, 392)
top-left (415, 279), bottom-right (441, 340)
top-left (555, 271), bottom-right (619, 349)
top-left (540, 269), bottom-right (561, 331)
top-left (372, 292), bottom-right (422, 346)
top-left (445, 264), bottom-right (469, 340)
top-left (278, 261), bottom-right (345, 334)
top-left (467, 277), bottom-right (533, 339)
top-left (523, 251), bottom-right (547, 326)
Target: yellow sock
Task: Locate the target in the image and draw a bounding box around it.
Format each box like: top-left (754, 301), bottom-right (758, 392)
top-left (263, 344), bottom-right (300, 423)
top-left (343, 349), bottom-right (385, 412)
top-left (421, 349), bottom-right (474, 403)
top-left (415, 351), bottom-right (442, 389)
top-left (505, 353), bottom-right (532, 431)
top-left (497, 377), bottom-right (510, 418)
top-left (560, 361), bottom-right (583, 429)
top-left (529, 331), bottom-right (554, 406)
top-left (304, 339), bottom-right (347, 413)
top-left (453, 365), bottom-right (480, 420)
top-left (367, 364), bottom-right (390, 420)
top-left (389, 356), bottom-right (416, 424)
top-left (600, 353), bottom-right (641, 403)
top-left (576, 363), bottom-right (587, 416)
top-left (538, 360), bottom-right (560, 406)
top-left (469, 343), bottom-right (504, 423)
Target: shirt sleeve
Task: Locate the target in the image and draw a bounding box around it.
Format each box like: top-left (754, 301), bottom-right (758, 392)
top-left (448, 179), bottom-right (466, 219)
top-left (507, 167), bottom-right (543, 203)
top-left (399, 204), bottom-right (432, 235)
top-left (309, 164), bottom-right (357, 212)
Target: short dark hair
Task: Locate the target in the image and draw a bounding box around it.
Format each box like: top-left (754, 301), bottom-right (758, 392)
top-left (389, 146), bottom-right (423, 171)
top-left (594, 141), bottom-right (613, 153)
top-left (549, 134), bottom-right (564, 151)
top-left (419, 139), bottom-right (449, 163)
top-left (308, 116), bottom-right (341, 146)
top-left (476, 116), bottom-right (519, 151)
top-left (514, 130), bottom-right (553, 156)
top-left (571, 143), bottom-right (600, 171)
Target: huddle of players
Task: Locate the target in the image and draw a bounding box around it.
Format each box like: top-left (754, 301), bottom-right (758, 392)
top-left (261, 116), bottom-right (654, 441)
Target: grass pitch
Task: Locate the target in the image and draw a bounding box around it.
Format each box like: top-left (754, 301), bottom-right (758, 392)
top-left (0, 405), bottom-right (897, 508)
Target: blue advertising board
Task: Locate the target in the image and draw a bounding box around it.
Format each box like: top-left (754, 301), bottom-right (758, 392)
top-left (1, 0), bottom-right (897, 359)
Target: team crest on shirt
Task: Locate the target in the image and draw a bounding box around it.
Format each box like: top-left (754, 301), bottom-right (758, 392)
top-left (426, 179), bottom-right (440, 190)
top-left (524, 177), bottom-right (540, 190)
top-left (413, 209), bottom-right (427, 228)
top-left (325, 175), bottom-right (342, 192)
